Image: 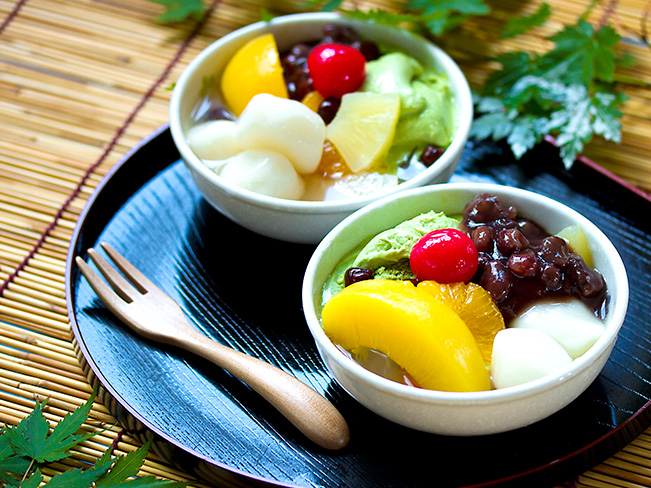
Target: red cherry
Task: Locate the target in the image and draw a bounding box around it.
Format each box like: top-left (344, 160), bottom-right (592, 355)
top-left (306, 43), bottom-right (366, 99)
top-left (410, 228), bottom-right (479, 283)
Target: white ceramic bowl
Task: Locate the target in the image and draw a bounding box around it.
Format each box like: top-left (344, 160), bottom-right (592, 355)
top-left (302, 183), bottom-right (629, 435)
top-left (170, 12), bottom-right (472, 244)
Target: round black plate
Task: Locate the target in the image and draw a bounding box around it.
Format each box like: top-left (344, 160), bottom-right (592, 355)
top-left (66, 125), bottom-right (651, 488)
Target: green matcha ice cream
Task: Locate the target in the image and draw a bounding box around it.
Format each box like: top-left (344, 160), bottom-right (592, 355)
top-left (361, 52), bottom-right (456, 165)
top-left (323, 210), bottom-right (460, 301)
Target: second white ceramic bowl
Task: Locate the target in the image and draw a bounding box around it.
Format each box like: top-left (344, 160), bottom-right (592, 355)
top-left (170, 13), bottom-right (472, 243)
top-left (302, 183), bottom-right (629, 435)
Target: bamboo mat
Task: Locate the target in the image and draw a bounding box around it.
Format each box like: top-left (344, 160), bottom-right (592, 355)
top-left (0, 0), bottom-right (650, 487)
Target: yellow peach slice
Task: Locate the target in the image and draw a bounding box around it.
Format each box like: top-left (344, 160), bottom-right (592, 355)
top-left (321, 279), bottom-right (490, 392)
top-left (220, 33), bottom-right (289, 116)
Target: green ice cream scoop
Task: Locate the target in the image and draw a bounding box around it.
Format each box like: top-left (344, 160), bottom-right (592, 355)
top-left (354, 210), bottom-right (460, 271)
top-left (321, 210), bottom-right (460, 302)
top-left (361, 52), bottom-right (456, 162)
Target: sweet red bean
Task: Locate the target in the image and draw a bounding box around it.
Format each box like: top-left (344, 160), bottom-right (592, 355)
top-left (345, 267), bottom-right (374, 287)
top-left (471, 226), bottom-right (494, 253)
top-left (539, 236), bottom-right (571, 268)
top-left (497, 229), bottom-right (529, 255)
top-left (480, 261), bottom-right (513, 304)
top-left (507, 250), bottom-right (540, 278)
top-left (540, 263), bottom-right (562, 290)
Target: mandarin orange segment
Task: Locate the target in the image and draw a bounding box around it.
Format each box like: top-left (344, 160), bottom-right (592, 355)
top-left (301, 90), bottom-right (325, 113)
top-left (316, 141), bottom-right (351, 179)
top-left (220, 33), bottom-right (289, 116)
top-left (321, 279), bottom-right (491, 392)
top-left (417, 280), bottom-right (505, 363)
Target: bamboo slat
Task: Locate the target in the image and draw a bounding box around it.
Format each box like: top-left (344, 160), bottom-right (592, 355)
top-left (0, 0), bottom-right (649, 487)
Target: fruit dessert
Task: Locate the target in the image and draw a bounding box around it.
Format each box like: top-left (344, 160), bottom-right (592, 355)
top-left (320, 193), bottom-right (608, 392)
top-left (185, 24), bottom-right (457, 201)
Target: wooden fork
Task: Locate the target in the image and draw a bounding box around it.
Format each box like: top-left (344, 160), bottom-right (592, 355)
top-left (75, 242), bottom-right (349, 450)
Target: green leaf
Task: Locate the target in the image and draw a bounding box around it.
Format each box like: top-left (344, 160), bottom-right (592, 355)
top-left (95, 439), bottom-right (153, 486)
top-left (303, 0), bottom-right (343, 11)
top-left (474, 12), bottom-right (628, 166)
top-left (470, 111), bottom-right (514, 141)
top-left (341, 8), bottom-right (418, 27)
top-left (19, 470), bottom-right (42, 488)
top-left (42, 463), bottom-right (107, 488)
top-left (507, 115), bottom-right (549, 158)
top-left (5, 400), bottom-right (50, 460)
top-left (1, 468), bottom-right (21, 486)
top-left (0, 455), bottom-right (33, 478)
top-left (590, 91), bottom-right (626, 142)
top-left (502, 2), bottom-right (551, 39)
top-left (482, 52), bottom-right (535, 96)
top-left (408, 0), bottom-right (489, 16)
top-left (504, 76), bottom-right (567, 114)
top-left (149, 0), bottom-right (205, 23)
top-left (260, 8), bottom-right (275, 22)
top-left (110, 476), bottom-right (189, 487)
top-left (0, 385), bottom-right (191, 488)
top-left (0, 430), bottom-right (15, 455)
top-left (34, 393), bottom-right (99, 463)
top-left (550, 85), bottom-right (593, 167)
top-left (406, 0), bottom-right (489, 36)
top-left (593, 24), bottom-right (622, 82)
top-left (538, 21), bottom-right (621, 86)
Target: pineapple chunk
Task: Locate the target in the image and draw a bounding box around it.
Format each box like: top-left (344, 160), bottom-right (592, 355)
top-left (326, 92), bottom-right (400, 173)
top-left (556, 224), bottom-right (594, 268)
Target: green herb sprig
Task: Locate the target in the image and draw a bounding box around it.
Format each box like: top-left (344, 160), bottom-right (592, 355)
top-left (146, 0), bottom-right (635, 169)
top-left (472, 14), bottom-right (633, 168)
top-left (0, 392), bottom-right (190, 487)
top-left (308, 0), bottom-right (490, 36)
top-left (148, 0), bottom-right (205, 23)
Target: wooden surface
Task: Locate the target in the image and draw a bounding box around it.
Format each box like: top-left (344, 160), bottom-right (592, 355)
top-left (1, 0), bottom-right (650, 487)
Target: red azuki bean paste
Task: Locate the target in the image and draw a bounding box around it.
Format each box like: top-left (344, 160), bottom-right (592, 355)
top-left (460, 193), bottom-right (608, 324)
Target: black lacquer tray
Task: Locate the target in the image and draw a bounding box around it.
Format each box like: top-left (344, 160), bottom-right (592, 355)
top-left (66, 125), bottom-right (651, 488)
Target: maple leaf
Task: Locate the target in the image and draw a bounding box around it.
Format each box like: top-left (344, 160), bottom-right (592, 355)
top-left (538, 20), bottom-right (620, 86)
top-left (5, 396), bottom-right (98, 464)
top-left (95, 438), bottom-right (157, 485)
top-left (19, 470), bottom-right (43, 488)
top-left (502, 2), bottom-right (551, 39)
top-left (483, 52), bottom-right (537, 97)
top-left (0, 432), bottom-right (31, 482)
top-left (307, 0), bottom-right (488, 36)
top-left (148, 0), bottom-right (205, 23)
top-left (340, 8), bottom-right (418, 27)
top-left (1, 392), bottom-right (192, 487)
top-left (406, 0), bottom-right (489, 35)
top-left (4, 400), bottom-right (50, 460)
top-left (43, 462), bottom-right (111, 488)
top-left (590, 90), bottom-right (627, 142)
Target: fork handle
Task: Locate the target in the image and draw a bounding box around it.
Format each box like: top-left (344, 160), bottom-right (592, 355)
top-left (176, 331), bottom-right (350, 450)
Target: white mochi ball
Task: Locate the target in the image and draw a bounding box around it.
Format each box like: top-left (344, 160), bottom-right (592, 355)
top-left (233, 94), bottom-right (326, 174)
top-left (217, 149), bottom-right (304, 200)
top-left (186, 119), bottom-right (240, 160)
top-left (491, 328), bottom-right (573, 389)
top-left (510, 300), bottom-right (605, 359)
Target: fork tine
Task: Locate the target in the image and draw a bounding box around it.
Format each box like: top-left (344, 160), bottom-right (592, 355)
top-left (100, 242), bottom-right (158, 294)
top-left (88, 248), bottom-right (139, 302)
top-left (76, 256), bottom-right (128, 310)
